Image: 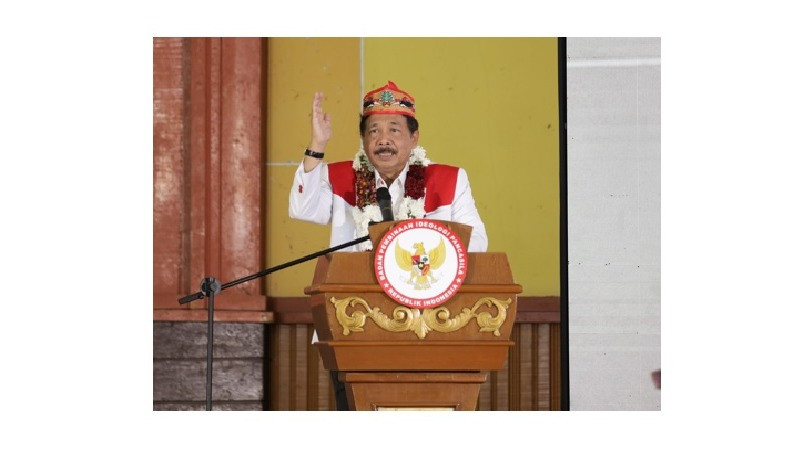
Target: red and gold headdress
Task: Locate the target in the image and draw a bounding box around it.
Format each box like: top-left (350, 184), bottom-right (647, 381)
top-left (362, 81), bottom-right (416, 118)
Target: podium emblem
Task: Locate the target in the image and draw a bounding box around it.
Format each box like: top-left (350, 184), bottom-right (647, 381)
top-left (397, 240), bottom-right (445, 290)
top-left (374, 219), bottom-right (467, 309)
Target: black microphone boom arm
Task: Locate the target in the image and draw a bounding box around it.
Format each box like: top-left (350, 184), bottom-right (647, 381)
top-left (177, 234), bottom-right (370, 304)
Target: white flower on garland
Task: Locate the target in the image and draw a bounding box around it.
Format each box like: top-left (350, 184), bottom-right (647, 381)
top-left (352, 204), bottom-right (383, 251)
top-left (396, 196), bottom-right (426, 220)
top-left (408, 146), bottom-right (429, 166)
top-left (352, 145), bottom-right (372, 172)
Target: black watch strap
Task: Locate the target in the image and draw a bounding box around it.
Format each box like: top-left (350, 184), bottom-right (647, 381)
top-left (304, 148), bottom-right (324, 159)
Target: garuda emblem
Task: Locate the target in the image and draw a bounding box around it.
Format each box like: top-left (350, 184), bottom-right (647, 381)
top-left (394, 238), bottom-right (447, 290)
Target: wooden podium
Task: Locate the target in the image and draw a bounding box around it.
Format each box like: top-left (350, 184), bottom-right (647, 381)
top-left (305, 221), bottom-right (522, 410)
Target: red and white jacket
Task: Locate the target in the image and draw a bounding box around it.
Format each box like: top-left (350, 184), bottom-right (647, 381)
top-left (289, 160), bottom-right (488, 252)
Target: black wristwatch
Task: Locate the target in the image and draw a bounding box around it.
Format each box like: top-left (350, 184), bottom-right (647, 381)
top-left (304, 148), bottom-right (324, 159)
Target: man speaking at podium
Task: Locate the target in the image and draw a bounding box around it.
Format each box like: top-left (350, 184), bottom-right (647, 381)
top-left (288, 81), bottom-right (488, 253)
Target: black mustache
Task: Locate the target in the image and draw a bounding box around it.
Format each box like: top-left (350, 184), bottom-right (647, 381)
top-left (375, 147), bottom-right (397, 155)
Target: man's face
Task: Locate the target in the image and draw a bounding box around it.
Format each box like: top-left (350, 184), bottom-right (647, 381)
top-left (362, 114), bottom-right (419, 180)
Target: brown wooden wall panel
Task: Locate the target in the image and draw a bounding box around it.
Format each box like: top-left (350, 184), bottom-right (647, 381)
top-left (267, 324), bottom-right (337, 411)
top-left (519, 323), bottom-right (534, 410)
top-left (153, 37), bottom-right (268, 318)
top-left (549, 323), bottom-right (561, 410)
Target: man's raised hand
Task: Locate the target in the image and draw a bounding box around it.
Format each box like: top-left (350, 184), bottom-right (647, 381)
top-left (310, 91), bottom-right (332, 151)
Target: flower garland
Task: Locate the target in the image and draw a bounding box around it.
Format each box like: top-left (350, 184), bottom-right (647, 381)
top-left (352, 146), bottom-right (430, 250)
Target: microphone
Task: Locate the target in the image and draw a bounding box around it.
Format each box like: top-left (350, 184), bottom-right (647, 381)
top-left (375, 187), bottom-right (394, 221)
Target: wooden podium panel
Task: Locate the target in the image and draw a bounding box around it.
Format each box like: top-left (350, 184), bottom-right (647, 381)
top-left (343, 372), bottom-right (487, 411)
top-left (305, 221), bottom-right (522, 410)
top-left (316, 341), bottom-right (513, 371)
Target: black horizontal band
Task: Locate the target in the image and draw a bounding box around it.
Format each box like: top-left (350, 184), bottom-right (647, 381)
top-left (304, 148), bottom-right (324, 159)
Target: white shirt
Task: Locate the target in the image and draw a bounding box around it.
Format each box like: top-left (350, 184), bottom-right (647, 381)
top-left (288, 161), bottom-right (488, 252)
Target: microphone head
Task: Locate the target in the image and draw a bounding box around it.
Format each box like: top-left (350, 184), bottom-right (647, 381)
top-left (375, 186), bottom-right (394, 221)
top-left (376, 186), bottom-right (391, 202)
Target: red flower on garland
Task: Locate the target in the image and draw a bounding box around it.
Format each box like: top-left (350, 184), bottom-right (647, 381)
top-left (354, 167), bottom-right (376, 208)
top-left (405, 165), bottom-right (426, 199)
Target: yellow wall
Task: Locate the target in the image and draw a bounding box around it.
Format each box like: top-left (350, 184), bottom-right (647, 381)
top-left (265, 37), bottom-right (560, 297)
top-left (264, 38), bottom-right (361, 296)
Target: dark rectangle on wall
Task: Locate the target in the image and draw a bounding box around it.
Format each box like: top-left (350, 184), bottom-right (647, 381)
top-left (153, 322), bottom-right (265, 410)
top-left (153, 322), bottom-right (265, 358)
top-left (557, 36), bottom-right (570, 411)
top-left (153, 358), bottom-right (263, 402)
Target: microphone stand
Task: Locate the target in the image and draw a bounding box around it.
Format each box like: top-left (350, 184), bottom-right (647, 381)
top-left (177, 234), bottom-right (370, 411)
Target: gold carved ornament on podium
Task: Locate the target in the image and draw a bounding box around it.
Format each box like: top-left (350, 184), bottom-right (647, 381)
top-left (329, 296), bottom-right (513, 339)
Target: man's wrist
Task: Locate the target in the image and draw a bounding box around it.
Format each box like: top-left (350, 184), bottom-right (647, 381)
top-left (308, 139), bottom-right (327, 151)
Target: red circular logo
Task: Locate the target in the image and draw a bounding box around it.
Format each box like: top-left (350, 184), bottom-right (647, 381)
top-left (374, 219), bottom-right (468, 309)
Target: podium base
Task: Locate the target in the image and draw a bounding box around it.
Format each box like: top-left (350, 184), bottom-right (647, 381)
top-left (341, 372), bottom-right (486, 411)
